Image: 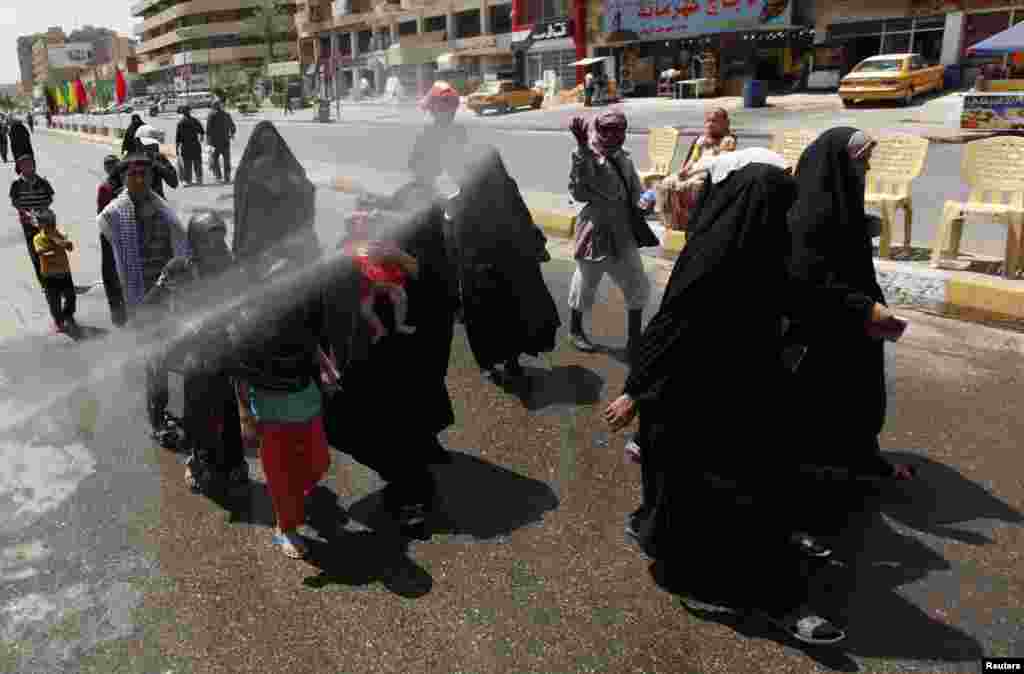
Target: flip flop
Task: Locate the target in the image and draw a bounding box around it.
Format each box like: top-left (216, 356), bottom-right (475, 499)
top-left (272, 533), bottom-right (307, 560)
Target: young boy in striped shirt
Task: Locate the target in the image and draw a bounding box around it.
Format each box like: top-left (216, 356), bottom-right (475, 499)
top-left (9, 155), bottom-right (55, 289)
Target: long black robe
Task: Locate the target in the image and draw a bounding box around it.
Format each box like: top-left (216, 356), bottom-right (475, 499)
top-left (445, 145), bottom-right (560, 371)
top-left (324, 191), bottom-right (459, 496)
top-left (786, 127), bottom-right (892, 479)
top-left (8, 120), bottom-right (32, 161)
top-left (122, 115), bottom-right (144, 156)
top-left (623, 163), bottom-right (807, 612)
top-left (233, 121), bottom-right (319, 263)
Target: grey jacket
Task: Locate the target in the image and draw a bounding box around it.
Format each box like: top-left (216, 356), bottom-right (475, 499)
top-left (569, 148), bottom-right (644, 261)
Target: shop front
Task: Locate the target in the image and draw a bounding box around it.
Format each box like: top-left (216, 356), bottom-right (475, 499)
top-left (825, 14), bottom-right (947, 75)
top-left (514, 19), bottom-right (580, 89)
top-left (594, 0), bottom-right (802, 97)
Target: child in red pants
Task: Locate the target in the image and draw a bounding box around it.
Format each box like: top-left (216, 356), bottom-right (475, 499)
top-left (231, 258), bottom-right (332, 560)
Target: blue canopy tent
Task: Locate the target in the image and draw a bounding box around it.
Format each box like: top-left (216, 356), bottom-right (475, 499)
top-left (967, 21), bottom-right (1024, 56)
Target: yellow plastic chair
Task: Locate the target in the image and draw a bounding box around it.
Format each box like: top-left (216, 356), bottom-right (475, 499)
top-left (770, 129), bottom-right (817, 174)
top-left (637, 127), bottom-right (681, 188)
top-left (931, 136), bottom-right (1024, 279)
top-left (865, 134), bottom-right (929, 259)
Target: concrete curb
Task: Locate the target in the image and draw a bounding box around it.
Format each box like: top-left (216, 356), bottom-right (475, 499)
top-left (45, 125), bottom-right (1024, 322)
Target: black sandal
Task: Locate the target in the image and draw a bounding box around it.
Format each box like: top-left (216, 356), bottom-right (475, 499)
top-left (756, 607), bottom-right (847, 645)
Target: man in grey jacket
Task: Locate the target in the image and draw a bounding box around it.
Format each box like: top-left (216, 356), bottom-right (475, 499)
top-left (566, 111), bottom-right (654, 363)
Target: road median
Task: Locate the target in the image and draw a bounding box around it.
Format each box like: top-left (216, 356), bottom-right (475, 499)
top-left (44, 124), bottom-right (1024, 324)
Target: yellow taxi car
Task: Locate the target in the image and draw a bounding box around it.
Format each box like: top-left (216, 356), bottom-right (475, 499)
top-left (839, 53), bottom-right (945, 107)
top-left (466, 80), bottom-right (544, 115)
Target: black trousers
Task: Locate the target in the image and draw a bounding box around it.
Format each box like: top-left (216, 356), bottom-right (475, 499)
top-left (145, 353), bottom-right (170, 431)
top-left (41, 273), bottom-right (75, 325)
top-left (183, 370), bottom-right (243, 471)
top-left (100, 235), bottom-right (126, 327)
top-left (0, 135), bottom-right (7, 161)
top-left (180, 154), bottom-right (203, 184)
top-left (22, 226), bottom-right (43, 288)
top-left (210, 144), bottom-right (231, 181)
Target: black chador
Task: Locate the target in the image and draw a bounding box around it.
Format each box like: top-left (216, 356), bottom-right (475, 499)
top-left (444, 144), bottom-right (560, 377)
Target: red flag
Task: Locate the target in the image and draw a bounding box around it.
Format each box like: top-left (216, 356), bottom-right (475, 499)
top-left (115, 68), bottom-right (127, 104)
top-left (75, 78), bottom-right (89, 110)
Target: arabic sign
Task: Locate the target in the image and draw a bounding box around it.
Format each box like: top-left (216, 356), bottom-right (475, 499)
top-left (602, 0), bottom-right (791, 38)
top-left (961, 94), bottom-right (1024, 130)
top-left (531, 19), bottom-right (574, 41)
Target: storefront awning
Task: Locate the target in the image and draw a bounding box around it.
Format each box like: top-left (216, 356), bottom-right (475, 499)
top-left (387, 43), bottom-right (449, 66)
top-left (458, 47), bottom-right (511, 57)
top-left (968, 20), bottom-right (1024, 56)
top-left (570, 56), bottom-right (609, 66)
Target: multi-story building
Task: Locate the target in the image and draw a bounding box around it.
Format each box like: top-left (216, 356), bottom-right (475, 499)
top-left (33, 38), bottom-right (95, 93)
top-left (131, 0), bottom-right (301, 95)
top-left (293, 0), bottom-right (581, 100)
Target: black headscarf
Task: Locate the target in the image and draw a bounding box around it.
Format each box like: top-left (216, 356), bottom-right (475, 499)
top-left (624, 163), bottom-right (797, 403)
top-left (446, 144), bottom-right (547, 262)
top-left (233, 121), bottom-right (319, 266)
top-left (122, 115), bottom-right (144, 155)
top-left (786, 127), bottom-right (883, 336)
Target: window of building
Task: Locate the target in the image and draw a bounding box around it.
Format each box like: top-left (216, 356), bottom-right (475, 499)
top-left (358, 30), bottom-right (373, 52)
top-left (399, 20), bottom-right (418, 36)
top-left (339, 32), bottom-right (353, 55)
top-left (424, 15), bottom-right (446, 33)
top-left (882, 32), bottom-right (911, 53)
top-left (490, 4), bottom-right (513, 34)
top-left (456, 9), bottom-right (482, 38)
top-left (527, 49), bottom-right (575, 87)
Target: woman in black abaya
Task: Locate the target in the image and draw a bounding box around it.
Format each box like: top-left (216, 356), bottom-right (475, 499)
top-left (324, 189), bottom-right (460, 526)
top-left (444, 144), bottom-right (560, 379)
top-left (604, 150), bottom-right (847, 645)
top-left (785, 127), bottom-right (915, 482)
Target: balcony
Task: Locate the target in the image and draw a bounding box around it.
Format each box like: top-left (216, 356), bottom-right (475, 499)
top-left (137, 21), bottom-right (247, 54)
top-left (139, 43), bottom-right (298, 73)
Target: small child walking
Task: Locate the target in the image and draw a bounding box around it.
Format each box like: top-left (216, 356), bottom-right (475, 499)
top-left (32, 209), bottom-right (78, 336)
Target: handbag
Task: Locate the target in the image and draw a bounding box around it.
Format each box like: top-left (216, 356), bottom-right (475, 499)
top-left (608, 155), bottom-right (660, 248)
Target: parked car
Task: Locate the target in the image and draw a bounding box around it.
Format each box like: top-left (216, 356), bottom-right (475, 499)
top-left (466, 80), bottom-right (544, 115)
top-left (839, 53), bottom-right (945, 107)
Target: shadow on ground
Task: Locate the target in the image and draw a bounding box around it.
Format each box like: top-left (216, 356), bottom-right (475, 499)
top-left (645, 450), bottom-right (1019, 672)
top-left (494, 363), bottom-right (604, 412)
top-left (344, 450), bottom-right (559, 542)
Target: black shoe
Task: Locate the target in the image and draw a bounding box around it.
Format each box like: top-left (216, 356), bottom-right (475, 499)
top-left (568, 332), bottom-right (596, 352)
top-left (791, 532), bottom-right (831, 558)
top-left (755, 607), bottom-right (847, 645)
top-left (184, 454), bottom-right (214, 493)
top-left (503, 359), bottom-right (524, 378)
top-left (224, 462), bottom-right (250, 486)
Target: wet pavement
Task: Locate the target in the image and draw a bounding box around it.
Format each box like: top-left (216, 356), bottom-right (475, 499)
top-left (1, 131), bottom-right (1023, 673)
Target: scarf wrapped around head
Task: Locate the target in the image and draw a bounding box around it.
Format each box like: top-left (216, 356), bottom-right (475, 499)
top-left (420, 81), bottom-right (461, 114)
top-left (589, 110), bottom-right (627, 156)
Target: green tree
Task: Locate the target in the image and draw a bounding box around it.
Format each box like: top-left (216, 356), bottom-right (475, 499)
top-left (240, 0), bottom-right (295, 71)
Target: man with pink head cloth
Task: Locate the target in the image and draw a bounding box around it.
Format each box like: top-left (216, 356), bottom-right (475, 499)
top-left (566, 110), bottom-right (658, 362)
top-left (408, 81), bottom-right (469, 188)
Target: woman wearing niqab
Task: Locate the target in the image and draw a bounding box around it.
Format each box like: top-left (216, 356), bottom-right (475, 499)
top-left (785, 127), bottom-right (915, 482)
top-left (323, 183), bottom-right (460, 527)
top-left (445, 144), bottom-right (560, 378)
top-left (233, 121), bottom-right (320, 264)
top-left (604, 150), bottom-right (848, 645)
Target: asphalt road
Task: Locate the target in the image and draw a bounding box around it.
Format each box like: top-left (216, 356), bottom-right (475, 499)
top-left (112, 103), bottom-right (1014, 259)
top-left (1, 132), bottom-right (1023, 673)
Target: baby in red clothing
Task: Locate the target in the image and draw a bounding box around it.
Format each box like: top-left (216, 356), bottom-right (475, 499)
top-left (341, 209), bottom-right (419, 343)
